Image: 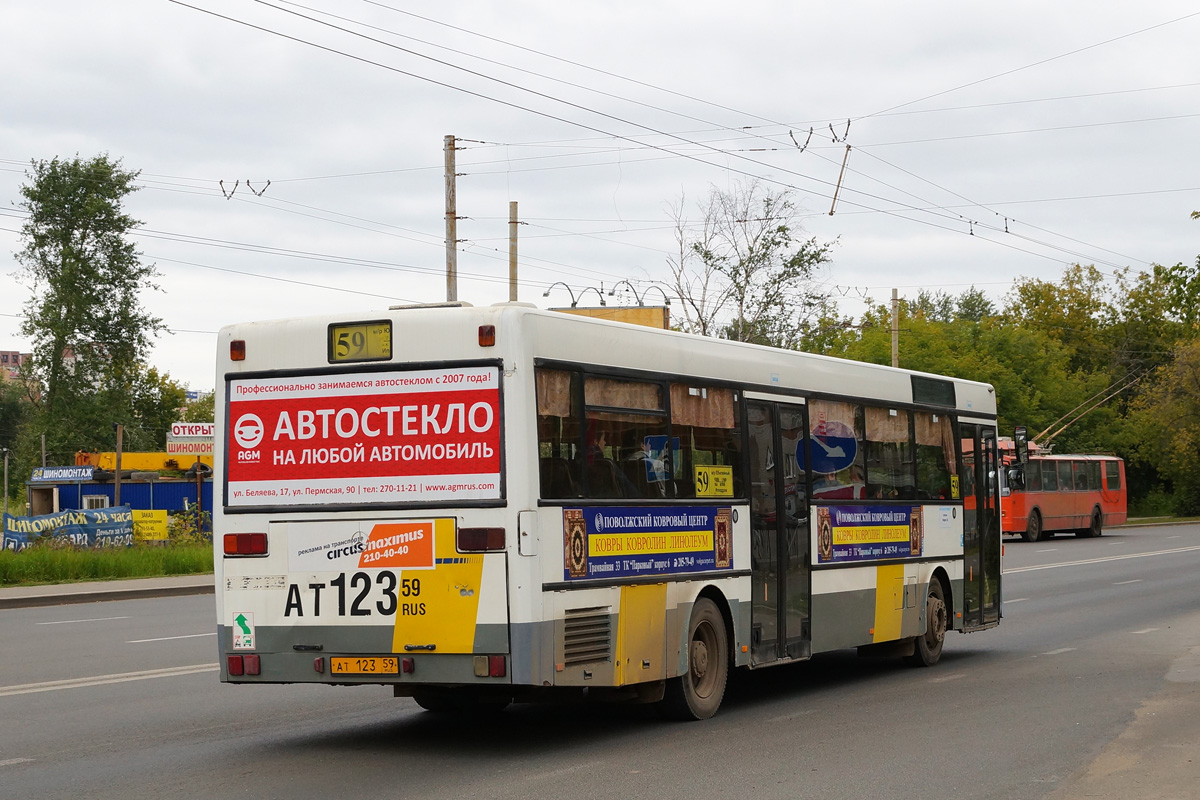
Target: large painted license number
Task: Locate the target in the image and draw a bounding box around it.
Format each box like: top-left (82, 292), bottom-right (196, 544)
top-left (283, 571), bottom-right (421, 617)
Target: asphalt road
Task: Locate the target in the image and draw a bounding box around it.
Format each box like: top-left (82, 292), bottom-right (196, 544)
top-left (1, 523), bottom-right (1197, 800)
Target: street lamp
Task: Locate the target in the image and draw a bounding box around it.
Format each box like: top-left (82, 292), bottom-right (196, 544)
top-left (542, 281), bottom-right (579, 307)
top-left (608, 280), bottom-right (672, 306)
top-left (544, 283), bottom-right (608, 307)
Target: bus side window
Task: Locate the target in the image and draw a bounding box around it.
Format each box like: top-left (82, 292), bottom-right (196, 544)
top-left (1027, 460), bottom-right (1041, 491)
top-left (810, 400), bottom-right (866, 500)
top-left (670, 384), bottom-right (742, 500)
top-left (1087, 462), bottom-right (1101, 491)
top-left (536, 368), bottom-right (583, 498)
top-left (914, 412), bottom-right (955, 500)
top-left (1105, 460), bottom-right (1122, 490)
top-left (865, 407), bottom-right (915, 500)
top-left (585, 376), bottom-right (669, 500)
top-left (1072, 461), bottom-right (1088, 491)
top-left (1041, 460), bottom-right (1058, 491)
top-left (1057, 461), bottom-right (1073, 492)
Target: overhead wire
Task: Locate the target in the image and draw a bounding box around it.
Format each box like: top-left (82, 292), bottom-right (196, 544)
top-left (170, 0), bottom-right (1155, 277)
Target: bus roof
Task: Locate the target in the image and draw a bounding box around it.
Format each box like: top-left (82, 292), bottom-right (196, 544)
top-left (219, 302), bottom-right (997, 416)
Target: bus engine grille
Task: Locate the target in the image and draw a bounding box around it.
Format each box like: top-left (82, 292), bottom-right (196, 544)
top-left (563, 607), bottom-right (612, 666)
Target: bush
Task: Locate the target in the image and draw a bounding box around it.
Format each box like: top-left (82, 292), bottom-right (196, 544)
top-left (1128, 488), bottom-right (1175, 518)
top-left (0, 541), bottom-right (213, 586)
top-left (168, 509), bottom-right (212, 545)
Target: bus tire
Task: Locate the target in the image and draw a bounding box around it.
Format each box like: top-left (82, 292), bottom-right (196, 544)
top-left (412, 688), bottom-right (455, 712)
top-left (1077, 508), bottom-right (1103, 538)
top-left (662, 597), bottom-right (728, 721)
top-left (1022, 509), bottom-right (1043, 543)
top-left (907, 578), bottom-right (947, 667)
top-left (412, 688), bottom-right (510, 714)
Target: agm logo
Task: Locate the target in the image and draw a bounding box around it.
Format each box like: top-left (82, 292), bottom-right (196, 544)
top-left (234, 414), bottom-right (265, 449)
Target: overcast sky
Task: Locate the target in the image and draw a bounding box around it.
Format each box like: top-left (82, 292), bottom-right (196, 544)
top-left (2, 1), bottom-right (1198, 392)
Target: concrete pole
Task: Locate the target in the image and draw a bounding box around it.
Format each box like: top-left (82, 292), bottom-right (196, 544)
top-left (891, 288), bottom-right (899, 368)
top-left (445, 134), bottom-right (458, 302)
top-left (114, 424), bottom-right (123, 507)
top-left (509, 201), bottom-right (518, 302)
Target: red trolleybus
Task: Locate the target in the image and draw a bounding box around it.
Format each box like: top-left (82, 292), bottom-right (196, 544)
top-left (1001, 454), bottom-right (1126, 542)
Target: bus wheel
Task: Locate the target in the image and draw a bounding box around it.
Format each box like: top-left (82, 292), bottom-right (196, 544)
top-left (908, 579), bottom-right (947, 667)
top-left (412, 688), bottom-right (455, 712)
top-left (1022, 509), bottom-right (1043, 543)
top-left (662, 597), bottom-right (728, 721)
top-left (413, 688), bottom-right (511, 714)
top-left (1078, 508), bottom-right (1103, 538)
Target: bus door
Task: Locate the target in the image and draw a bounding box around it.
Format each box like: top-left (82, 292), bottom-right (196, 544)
top-left (960, 423), bottom-right (1001, 630)
top-left (747, 401), bottom-right (811, 665)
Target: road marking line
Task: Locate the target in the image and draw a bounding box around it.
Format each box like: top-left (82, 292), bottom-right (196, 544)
top-left (1043, 648), bottom-right (1076, 656)
top-left (36, 616), bottom-right (131, 625)
top-left (1113, 579), bottom-right (1143, 585)
top-left (0, 664), bottom-right (218, 697)
top-left (1006, 545), bottom-right (1200, 574)
top-left (0, 758), bottom-right (34, 767)
top-left (127, 633), bottom-right (216, 644)
top-left (1132, 628), bottom-right (1159, 635)
top-left (1036, 549), bottom-right (1058, 553)
top-left (1167, 535), bottom-right (1181, 539)
top-left (1006, 597), bottom-right (1029, 603)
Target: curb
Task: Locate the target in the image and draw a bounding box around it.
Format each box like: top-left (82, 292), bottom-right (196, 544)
top-left (0, 576), bottom-right (214, 610)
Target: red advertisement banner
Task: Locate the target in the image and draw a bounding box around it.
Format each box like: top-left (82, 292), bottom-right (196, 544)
top-left (226, 367), bottom-right (502, 506)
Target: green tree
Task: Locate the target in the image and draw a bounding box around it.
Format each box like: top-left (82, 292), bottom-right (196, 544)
top-left (668, 179), bottom-right (834, 348)
top-left (14, 154), bottom-right (166, 464)
top-left (1129, 338), bottom-right (1200, 514)
top-left (180, 392), bottom-right (215, 423)
top-left (0, 380), bottom-right (30, 506)
top-left (1004, 264), bottom-right (1111, 373)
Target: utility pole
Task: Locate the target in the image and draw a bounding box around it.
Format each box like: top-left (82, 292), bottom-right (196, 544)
top-left (114, 423), bottom-right (123, 507)
top-left (508, 201), bottom-right (518, 302)
top-left (3, 448), bottom-right (8, 516)
top-left (891, 288), bottom-right (899, 368)
top-left (444, 134), bottom-right (458, 303)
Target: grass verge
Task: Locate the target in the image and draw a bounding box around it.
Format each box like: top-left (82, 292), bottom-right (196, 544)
top-left (0, 544), bottom-right (214, 587)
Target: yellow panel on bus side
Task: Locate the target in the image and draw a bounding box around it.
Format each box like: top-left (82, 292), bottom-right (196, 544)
top-left (872, 564), bottom-right (905, 643)
top-left (615, 583), bottom-right (668, 685)
top-left (391, 518), bottom-right (484, 654)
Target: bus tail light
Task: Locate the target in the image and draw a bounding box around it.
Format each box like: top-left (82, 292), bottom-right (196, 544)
top-left (473, 655), bottom-right (507, 677)
top-left (224, 533), bottom-right (268, 556)
top-left (227, 654), bottom-right (261, 676)
top-left (230, 339), bottom-right (246, 361)
top-left (458, 527), bottom-right (505, 552)
top-left (478, 325), bottom-right (496, 347)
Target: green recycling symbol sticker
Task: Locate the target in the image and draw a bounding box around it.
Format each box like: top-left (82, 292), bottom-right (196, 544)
top-left (232, 612), bottom-right (255, 650)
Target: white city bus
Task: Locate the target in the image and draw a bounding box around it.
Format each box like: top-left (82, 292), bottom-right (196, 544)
top-left (214, 303), bottom-right (1001, 719)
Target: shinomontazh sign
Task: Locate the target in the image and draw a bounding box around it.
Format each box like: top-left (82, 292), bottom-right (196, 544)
top-left (30, 466), bottom-right (95, 483)
top-left (168, 421), bottom-right (216, 456)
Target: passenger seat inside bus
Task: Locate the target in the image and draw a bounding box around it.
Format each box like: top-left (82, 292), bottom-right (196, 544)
top-left (540, 457), bottom-right (579, 498)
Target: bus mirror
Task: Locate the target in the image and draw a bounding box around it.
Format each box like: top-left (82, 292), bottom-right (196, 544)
top-left (1013, 426), bottom-right (1029, 464)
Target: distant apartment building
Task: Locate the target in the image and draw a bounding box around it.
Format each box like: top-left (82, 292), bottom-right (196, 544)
top-left (0, 350), bottom-right (31, 381)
